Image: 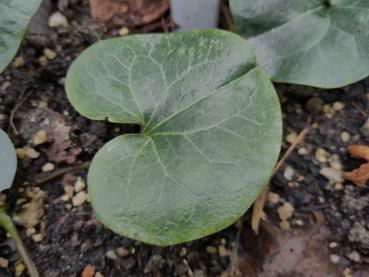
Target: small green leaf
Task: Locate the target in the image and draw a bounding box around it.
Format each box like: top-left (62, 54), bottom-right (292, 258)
top-left (0, 129), bottom-right (17, 191)
top-left (0, 0), bottom-right (43, 73)
top-left (66, 29), bottom-right (282, 245)
top-left (230, 0), bottom-right (369, 88)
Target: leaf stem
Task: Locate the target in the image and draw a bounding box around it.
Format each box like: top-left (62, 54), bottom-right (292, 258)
top-left (0, 207), bottom-right (39, 277)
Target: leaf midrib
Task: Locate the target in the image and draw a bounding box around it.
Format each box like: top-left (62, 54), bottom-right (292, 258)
top-left (144, 65), bottom-right (258, 135)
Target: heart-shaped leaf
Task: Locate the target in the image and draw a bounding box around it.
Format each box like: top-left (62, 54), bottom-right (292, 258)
top-left (230, 0), bottom-right (369, 88)
top-left (66, 30), bottom-right (282, 245)
top-left (0, 129), bottom-right (17, 191)
top-left (0, 0), bottom-right (42, 73)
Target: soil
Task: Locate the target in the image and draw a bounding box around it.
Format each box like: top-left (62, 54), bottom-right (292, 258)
top-left (0, 0), bottom-right (368, 276)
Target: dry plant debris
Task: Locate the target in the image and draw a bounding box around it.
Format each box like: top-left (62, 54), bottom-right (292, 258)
top-left (343, 144), bottom-right (369, 187)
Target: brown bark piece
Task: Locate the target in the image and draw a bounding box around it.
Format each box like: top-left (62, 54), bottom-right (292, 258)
top-left (88, 0), bottom-right (169, 27)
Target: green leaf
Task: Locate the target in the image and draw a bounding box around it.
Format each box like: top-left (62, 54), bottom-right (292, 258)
top-left (0, 129), bottom-right (17, 191)
top-left (66, 29), bottom-right (282, 246)
top-left (0, 0), bottom-right (42, 73)
top-left (230, 0), bottom-right (369, 88)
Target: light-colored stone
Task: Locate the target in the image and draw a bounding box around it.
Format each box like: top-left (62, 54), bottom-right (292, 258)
top-left (286, 132), bottom-right (298, 144)
top-left (319, 167), bottom-right (343, 183)
top-left (118, 27), bottom-right (130, 36)
top-left (32, 130), bottom-right (48, 145)
top-left (74, 177), bottom-right (86, 192)
top-left (43, 48), bottom-right (57, 60)
top-left (340, 132), bottom-right (351, 143)
top-left (14, 56), bottom-right (25, 68)
top-left (32, 233), bottom-right (43, 242)
top-left (38, 56), bottom-right (48, 67)
top-left (16, 148), bottom-right (27, 159)
top-left (329, 242), bottom-right (338, 249)
top-left (329, 154), bottom-right (343, 171)
top-left (267, 192), bottom-right (280, 204)
top-left (283, 166), bottom-right (295, 181)
top-left (0, 257), bottom-right (8, 268)
top-left (280, 220), bottom-right (290, 230)
top-left (315, 148), bottom-right (329, 163)
top-left (117, 247), bottom-right (130, 257)
top-left (106, 250), bottom-right (117, 260)
top-left (42, 162), bottom-right (55, 172)
top-left (334, 183), bottom-right (343, 190)
top-left (277, 202), bottom-right (294, 221)
top-left (347, 251), bottom-right (361, 262)
top-left (330, 254), bottom-right (340, 264)
top-left (298, 147), bottom-right (308, 156)
top-left (72, 191), bottom-right (87, 206)
top-left (333, 101), bottom-right (345, 112)
top-left (64, 185), bottom-right (74, 198)
top-left (206, 246), bottom-right (217, 254)
top-left (95, 273), bottom-right (104, 277)
top-left (25, 148), bottom-right (40, 159)
top-left (218, 245), bottom-right (229, 257)
top-left (49, 12), bottom-right (68, 28)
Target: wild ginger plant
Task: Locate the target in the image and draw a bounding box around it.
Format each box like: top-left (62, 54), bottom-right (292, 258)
top-left (66, 29), bottom-right (282, 245)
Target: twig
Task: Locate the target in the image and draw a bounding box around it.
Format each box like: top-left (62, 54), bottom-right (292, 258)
top-left (0, 207), bottom-right (39, 277)
top-left (352, 101), bottom-right (367, 117)
top-left (35, 161), bottom-right (91, 185)
top-left (251, 126), bottom-right (309, 233)
top-left (9, 90), bottom-right (32, 135)
top-left (220, 1), bottom-right (235, 32)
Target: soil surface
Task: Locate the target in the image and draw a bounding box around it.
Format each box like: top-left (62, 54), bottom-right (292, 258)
top-left (0, 1), bottom-right (368, 276)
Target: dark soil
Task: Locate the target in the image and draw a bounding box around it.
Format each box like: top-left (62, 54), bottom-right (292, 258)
top-left (0, 1), bottom-right (368, 276)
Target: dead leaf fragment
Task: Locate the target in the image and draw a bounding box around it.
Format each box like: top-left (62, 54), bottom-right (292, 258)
top-left (88, 0), bottom-right (169, 27)
top-left (344, 163), bottom-right (369, 187)
top-left (81, 264), bottom-right (95, 277)
top-left (343, 144), bottom-right (369, 187)
top-left (347, 144), bottom-right (369, 161)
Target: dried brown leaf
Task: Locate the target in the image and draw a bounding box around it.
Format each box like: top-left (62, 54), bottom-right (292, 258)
top-left (348, 144), bottom-right (369, 161)
top-left (88, 0), bottom-right (169, 27)
top-left (343, 163), bottom-right (369, 187)
top-left (81, 264), bottom-right (95, 277)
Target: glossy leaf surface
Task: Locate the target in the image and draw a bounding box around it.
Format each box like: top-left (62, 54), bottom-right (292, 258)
top-left (0, 0), bottom-right (42, 72)
top-left (66, 30), bottom-right (282, 245)
top-left (230, 0), bottom-right (369, 88)
top-left (0, 129), bottom-right (17, 191)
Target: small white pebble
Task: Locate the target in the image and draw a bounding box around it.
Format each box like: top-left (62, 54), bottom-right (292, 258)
top-left (32, 233), bottom-right (43, 242)
top-left (0, 257), bottom-right (9, 268)
top-left (206, 246), bottom-right (217, 254)
top-left (49, 12), bottom-right (68, 28)
top-left (286, 132), bottom-right (298, 144)
top-left (347, 251), bottom-right (361, 262)
top-left (340, 132), bottom-right (351, 143)
top-left (283, 166), bottom-right (295, 181)
top-left (334, 183), bottom-right (343, 190)
top-left (74, 177), bottom-right (86, 192)
top-left (329, 242), bottom-right (338, 249)
top-left (333, 101), bottom-right (345, 112)
top-left (280, 220), bottom-right (290, 230)
top-left (25, 148), bottom-right (40, 159)
top-left (106, 250), bottom-right (117, 260)
top-left (277, 202), bottom-right (294, 221)
top-left (117, 247), bottom-right (130, 257)
top-left (218, 245), bottom-right (229, 257)
top-left (42, 163), bottom-right (55, 172)
top-left (298, 147), bottom-right (308, 156)
top-left (315, 148), bottom-right (329, 163)
top-left (43, 48), bottom-right (57, 60)
top-left (72, 191), bottom-right (87, 206)
top-left (330, 254), bottom-right (340, 264)
top-left (267, 192), bottom-right (280, 204)
top-left (118, 27), bottom-right (130, 36)
top-left (26, 227), bottom-right (36, 237)
top-left (64, 185), bottom-right (74, 198)
top-left (32, 130), bottom-right (48, 145)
